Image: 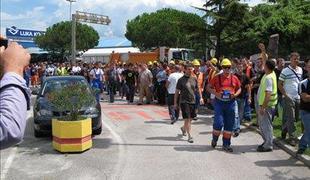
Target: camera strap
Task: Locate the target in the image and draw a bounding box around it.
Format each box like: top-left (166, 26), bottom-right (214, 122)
top-left (0, 84), bottom-right (30, 110)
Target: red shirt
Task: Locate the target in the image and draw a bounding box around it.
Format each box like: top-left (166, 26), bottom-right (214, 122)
top-left (210, 73), bottom-right (241, 94)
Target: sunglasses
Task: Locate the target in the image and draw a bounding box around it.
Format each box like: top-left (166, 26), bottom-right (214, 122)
top-left (222, 66), bottom-right (231, 69)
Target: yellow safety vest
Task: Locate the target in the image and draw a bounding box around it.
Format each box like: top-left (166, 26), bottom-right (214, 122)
top-left (57, 67), bottom-right (67, 76)
top-left (258, 71), bottom-right (278, 107)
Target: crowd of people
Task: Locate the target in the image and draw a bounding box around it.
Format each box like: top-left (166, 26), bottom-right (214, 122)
top-left (22, 47), bottom-right (309, 154)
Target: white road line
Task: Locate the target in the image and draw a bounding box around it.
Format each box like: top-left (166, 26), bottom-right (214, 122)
top-left (1, 107), bottom-right (33, 180)
top-left (101, 112), bottom-right (127, 180)
top-left (1, 147), bottom-right (17, 180)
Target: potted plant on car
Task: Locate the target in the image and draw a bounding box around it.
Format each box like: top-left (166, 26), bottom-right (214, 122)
top-left (49, 83), bottom-right (94, 153)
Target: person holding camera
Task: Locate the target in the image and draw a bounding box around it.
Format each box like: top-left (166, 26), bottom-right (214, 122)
top-left (207, 58), bottom-right (241, 152)
top-left (0, 38), bottom-right (31, 149)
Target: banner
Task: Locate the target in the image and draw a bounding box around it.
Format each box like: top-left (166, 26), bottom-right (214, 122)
top-left (6, 26), bottom-right (45, 41)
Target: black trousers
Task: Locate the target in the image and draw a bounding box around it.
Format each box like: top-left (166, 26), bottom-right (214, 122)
top-left (157, 81), bottom-right (167, 105)
top-left (125, 83), bottom-right (135, 103)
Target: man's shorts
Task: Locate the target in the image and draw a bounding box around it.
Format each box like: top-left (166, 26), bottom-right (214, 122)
top-left (180, 103), bottom-right (196, 119)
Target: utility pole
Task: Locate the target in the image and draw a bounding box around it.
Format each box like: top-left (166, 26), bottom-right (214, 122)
top-left (71, 14), bottom-right (76, 64)
top-left (66, 0), bottom-right (76, 21)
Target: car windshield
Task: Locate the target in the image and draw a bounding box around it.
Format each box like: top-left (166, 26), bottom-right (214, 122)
top-left (41, 79), bottom-right (91, 97)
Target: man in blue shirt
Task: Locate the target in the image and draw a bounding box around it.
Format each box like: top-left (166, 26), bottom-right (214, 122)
top-left (297, 59), bottom-right (310, 154)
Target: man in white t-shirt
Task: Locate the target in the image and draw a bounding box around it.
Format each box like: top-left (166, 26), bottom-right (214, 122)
top-left (46, 64), bottom-right (55, 76)
top-left (278, 52), bottom-right (303, 146)
top-left (71, 63), bottom-right (81, 75)
top-left (166, 65), bottom-right (184, 124)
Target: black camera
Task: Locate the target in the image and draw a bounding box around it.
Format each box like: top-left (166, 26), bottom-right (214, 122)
top-left (0, 39), bottom-right (8, 49)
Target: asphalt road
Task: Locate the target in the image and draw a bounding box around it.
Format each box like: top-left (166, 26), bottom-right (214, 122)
top-left (1, 96), bottom-right (310, 180)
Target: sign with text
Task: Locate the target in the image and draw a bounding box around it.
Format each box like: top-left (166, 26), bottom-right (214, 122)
top-left (6, 26), bottom-right (45, 41)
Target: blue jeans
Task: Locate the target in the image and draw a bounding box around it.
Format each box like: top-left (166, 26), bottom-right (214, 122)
top-left (234, 98), bottom-right (243, 132)
top-left (92, 79), bottom-right (101, 103)
top-left (299, 110), bottom-right (310, 151)
top-left (213, 99), bottom-right (236, 146)
top-left (243, 94), bottom-right (252, 120)
top-left (195, 91), bottom-right (200, 109)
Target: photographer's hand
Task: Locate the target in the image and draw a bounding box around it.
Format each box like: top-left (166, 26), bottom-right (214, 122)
top-left (0, 40), bottom-right (30, 77)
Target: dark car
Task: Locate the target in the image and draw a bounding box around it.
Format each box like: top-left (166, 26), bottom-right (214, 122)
top-left (33, 76), bottom-right (102, 137)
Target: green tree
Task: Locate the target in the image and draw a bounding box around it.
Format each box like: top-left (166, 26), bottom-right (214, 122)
top-left (197, 0), bottom-right (310, 58)
top-left (125, 8), bottom-right (206, 55)
top-left (195, 0), bottom-right (252, 58)
top-left (249, 0), bottom-right (310, 56)
top-left (35, 21), bottom-right (99, 57)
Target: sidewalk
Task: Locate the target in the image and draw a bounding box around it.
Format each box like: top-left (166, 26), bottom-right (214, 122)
top-left (243, 122), bottom-right (310, 167)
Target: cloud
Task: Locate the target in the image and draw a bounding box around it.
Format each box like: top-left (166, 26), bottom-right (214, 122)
top-left (50, 0), bottom-right (205, 38)
top-left (1, 6), bottom-right (50, 35)
top-left (1, 0), bottom-right (264, 39)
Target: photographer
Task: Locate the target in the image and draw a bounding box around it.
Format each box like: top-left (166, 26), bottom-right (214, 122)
top-left (0, 38), bottom-right (31, 149)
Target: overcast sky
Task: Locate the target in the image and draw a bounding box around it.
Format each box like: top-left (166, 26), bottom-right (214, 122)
top-left (1, 0), bottom-right (264, 39)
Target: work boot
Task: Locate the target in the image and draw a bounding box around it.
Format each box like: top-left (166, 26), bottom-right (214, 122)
top-left (257, 146), bottom-right (272, 152)
top-left (211, 140), bottom-right (217, 148)
top-left (223, 146), bottom-right (233, 153)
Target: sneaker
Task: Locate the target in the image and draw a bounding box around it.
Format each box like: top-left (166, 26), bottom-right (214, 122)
top-left (137, 103), bottom-right (143, 105)
top-left (233, 129), bottom-right (240, 137)
top-left (171, 118), bottom-right (178, 125)
top-left (180, 127), bottom-right (186, 136)
top-left (257, 146), bottom-right (272, 152)
top-left (188, 137), bottom-right (194, 143)
top-left (211, 140), bottom-right (217, 148)
top-left (297, 135), bottom-right (303, 140)
top-left (281, 131), bottom-right (287, 140)
top-left (223, 146), bottom-right (233, 153)
top-left (258, 143), bottom-right (265, 149)
top-left (296, 149), bottom-right (305, 155)
top-left (193, 117), bottom-right (198, 121)
top-left (288, 138), bottom-right (297, 147)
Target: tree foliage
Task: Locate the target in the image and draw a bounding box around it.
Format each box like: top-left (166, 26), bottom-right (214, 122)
top-left (49, 83), bottom-right (94, 121)
top-left (125, 8), bottom-right (206, 55)
top-left (200, 0), bottom-right (310, 57)
top-left (35, 21), bottom-right (99, 56)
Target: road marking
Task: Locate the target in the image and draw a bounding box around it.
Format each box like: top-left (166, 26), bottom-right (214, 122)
top-left (153, 110), bottom-right (169, 118)
top-left (102, 114), bottom-right (127, 179)
top-left (1, 147), bottom-right (17, 180)
top-left (107, 112), bottom-right (131, 121)
top-left (0, 107), bottom-right (33, 180)
top-left (136, 111), bottom-right (153, 120)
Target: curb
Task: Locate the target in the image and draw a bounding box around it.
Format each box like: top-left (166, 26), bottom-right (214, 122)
top-left (243, 122), bottom-right (310, 167)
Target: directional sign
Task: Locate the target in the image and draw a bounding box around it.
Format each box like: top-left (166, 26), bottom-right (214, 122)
top-left (75, 11), bottom-right (111, 25)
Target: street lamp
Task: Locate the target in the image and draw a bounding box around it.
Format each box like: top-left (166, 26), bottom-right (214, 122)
top-left (66, 0), bottom-right (76, 21)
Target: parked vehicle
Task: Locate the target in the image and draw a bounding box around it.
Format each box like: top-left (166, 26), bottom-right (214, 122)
top-left (33, 76), bottom-right (102, 137)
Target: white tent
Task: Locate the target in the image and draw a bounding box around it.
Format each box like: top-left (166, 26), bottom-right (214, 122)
top-left (26, 47), bottom-right (48, 54)
top-left (82, 47), bottom-right (140, 63)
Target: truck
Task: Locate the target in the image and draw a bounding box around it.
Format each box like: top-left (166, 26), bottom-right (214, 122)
top-left (82, 46), bottom-right (195, 64)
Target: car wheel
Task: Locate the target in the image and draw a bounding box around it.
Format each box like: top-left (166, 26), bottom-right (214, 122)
top-left (92, 126), bottom-right (102, 135)
top-left (34, 129), bottom-right (43, 138)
